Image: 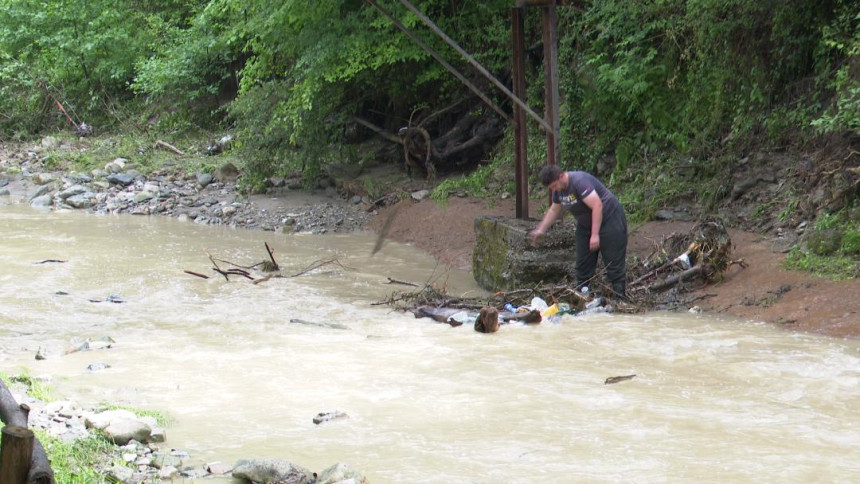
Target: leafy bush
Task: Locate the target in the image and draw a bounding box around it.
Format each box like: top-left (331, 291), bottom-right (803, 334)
top-left (0, 0), bottom-right (165, 134)
top-left (807, 229), bottom-right (844, 256)
top-left (842, 230), bottom-right (860, 255)
top-left (810, 0), bottom-right (860, 134)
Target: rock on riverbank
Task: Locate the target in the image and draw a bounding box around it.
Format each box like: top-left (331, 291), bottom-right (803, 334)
top-left (1, 150), bottom-right (372, 235)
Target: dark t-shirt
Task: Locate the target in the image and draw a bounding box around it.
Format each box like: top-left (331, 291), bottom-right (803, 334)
top-left (551, 171), bottom-right (622, 227)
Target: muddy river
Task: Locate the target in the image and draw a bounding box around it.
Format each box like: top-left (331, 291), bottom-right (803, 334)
top-left (1, 204), bottom-right (858, 483)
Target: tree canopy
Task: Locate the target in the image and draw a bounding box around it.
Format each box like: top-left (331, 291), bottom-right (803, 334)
top-left (0, 0), bottom-right (857, 182)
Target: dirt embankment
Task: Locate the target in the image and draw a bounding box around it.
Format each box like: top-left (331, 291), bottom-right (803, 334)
top-left (367, 133), bottom-right (859, 339)
top-left (369, 195), bottom-right (860, 340)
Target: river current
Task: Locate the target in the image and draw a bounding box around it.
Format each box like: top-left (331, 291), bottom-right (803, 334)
top-left (1, 203), bottom-right (858, 483)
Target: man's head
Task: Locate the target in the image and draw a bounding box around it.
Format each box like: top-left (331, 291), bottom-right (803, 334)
top-left (539, 165), bottom-right (565, 191)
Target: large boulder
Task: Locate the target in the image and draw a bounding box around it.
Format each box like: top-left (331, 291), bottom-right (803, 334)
top-left (316, 462), bottom-right (369, 484)
top-left (103, 418), bottom-right (152, 445)
top-left (232, 458), bottom-right (314, 484)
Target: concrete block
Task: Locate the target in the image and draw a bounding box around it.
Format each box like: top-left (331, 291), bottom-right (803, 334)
top-left (472, 216), bottom-right (576, 291)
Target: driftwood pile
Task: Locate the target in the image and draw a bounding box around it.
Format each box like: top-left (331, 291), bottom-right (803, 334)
top-left (183, 242), bottom-right (349, 284)
top-left (376, 271), bottom-right (613, 333)
top-left (627, 218), bottom-right (745, 306)
top-left (381, 218), bottom-right (746, 329)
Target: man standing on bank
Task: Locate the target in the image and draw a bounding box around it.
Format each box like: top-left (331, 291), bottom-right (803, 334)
top-left (528, 165), bottom-right (628, 299)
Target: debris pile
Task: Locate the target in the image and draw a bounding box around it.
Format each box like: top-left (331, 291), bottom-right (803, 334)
top-left (381, 218), bottom-right (747, 328)
top-left (628, 218), bottom-right (745, 307)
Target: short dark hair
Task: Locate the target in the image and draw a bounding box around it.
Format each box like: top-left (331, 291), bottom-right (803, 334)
top-left (539, 165), bottom-right (562, 186)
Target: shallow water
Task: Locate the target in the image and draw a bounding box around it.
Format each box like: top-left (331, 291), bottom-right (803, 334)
top-left (1, 203), bottom-right (859, 483)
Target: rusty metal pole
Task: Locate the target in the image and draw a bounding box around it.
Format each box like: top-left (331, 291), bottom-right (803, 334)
top-left (512, 7), bottom-right (529, 220)
top-left (542, 3), bottom-right (560, 169)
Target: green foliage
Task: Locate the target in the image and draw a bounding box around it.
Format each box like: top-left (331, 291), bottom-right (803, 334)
top-left (556, 0), bottom-right (847, 169)
top-left (609, 154), bottom-right (705, 224)
top-left (842, 230), bottom-right (860, 255)
top-left (218, 0), bottom-right (512, 181)
top-left (810, 0), bottom-right (860, 134)
top-left (431, 162), bottom-right (497, 202)
top-left (778, 198), bottom-right (800, 223)
top-left (0, 0), bottom-right (171, 134)
top-left (35, 430), bottom-right (136, 484)
top-left (98, 403), bottom-right (173, 427)
top-left (0, 0), bottom-right (856, 185)
top-left (132, 0), bottom-right (244, 125)
top-left (783, 206), bottom-right (860, 278)
top-left (813, 207), bottom-right (860, 256)
top-left (28, 132), bottom-right (232, 178)
top-left (1, 372), bottom-right (53, 401)
top-left (784, 248), bottom-right (859, 280)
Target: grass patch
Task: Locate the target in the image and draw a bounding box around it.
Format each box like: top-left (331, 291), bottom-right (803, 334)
top-left (784, 248), bottom-right (860, 280)
top-left (28, 131), bottom-right (242, 178)
top-left (97, 403), bottom-right (173, 427)
top-left (34, 430), bottom-right (126, 484)
top-left (0, 372), bottom-right (54, 401)
top-left (788, 206), bottom-right (860, 279)
top-left (431, 163), bottom-right (498, 203)
top-left (612, 155), bottom-right (702, 224)
top-left (2, 373), bottom-right (170, 483)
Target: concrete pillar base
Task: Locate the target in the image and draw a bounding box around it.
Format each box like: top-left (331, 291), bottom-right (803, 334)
top-left (472, 216), bottom-right (576, 291)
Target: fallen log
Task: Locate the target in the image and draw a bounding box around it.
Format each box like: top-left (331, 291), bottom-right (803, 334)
top-left (411, 306), bottom-right (463, 324)
top-left (385, 277), bottom-right (419, 287)
top-left (498, 309), bottom-right (542, 324)
top-left (289, 319), bottom-right (349, 330)
top-left (0, 380), bottom-right (55, 483)
top-left (650, 265), bottom-right (705, 292)
top-left (605, 374), bottom-right (636, 385)
top-left (155, 139), bottom-right (184, 155)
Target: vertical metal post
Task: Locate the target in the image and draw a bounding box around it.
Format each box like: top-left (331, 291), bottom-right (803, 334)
top-left (512, 7), bottom-right (529, 220)
top-left (542, 4), bottom-right (560, 169)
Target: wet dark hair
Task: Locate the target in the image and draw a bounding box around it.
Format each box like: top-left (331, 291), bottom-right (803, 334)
top-left (538, 165), bottom-right (562, 186)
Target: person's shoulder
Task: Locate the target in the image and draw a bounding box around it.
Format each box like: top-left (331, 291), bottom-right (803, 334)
top-left (569, 170), bottom-right (595, 178)
top-left (568, 170), bottom-right (593, 182)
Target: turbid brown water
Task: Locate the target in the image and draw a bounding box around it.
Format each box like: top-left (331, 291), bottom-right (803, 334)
top-left (2, 204), bottom-right (860, 483)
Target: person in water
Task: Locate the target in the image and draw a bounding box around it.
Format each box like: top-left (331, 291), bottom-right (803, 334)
top-left (528, 165), bottom-right (628, 299)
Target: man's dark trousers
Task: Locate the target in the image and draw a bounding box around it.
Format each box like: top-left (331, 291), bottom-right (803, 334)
top-left (574, 209), bottom-right (627, 298)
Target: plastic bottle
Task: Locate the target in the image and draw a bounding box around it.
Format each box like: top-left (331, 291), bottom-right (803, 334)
top-left (585, 297), bottom-right (604, 310)
top-left (530, 297), bottom-right (548, 312)
top-left (503, 303), bottom-right (517, 312)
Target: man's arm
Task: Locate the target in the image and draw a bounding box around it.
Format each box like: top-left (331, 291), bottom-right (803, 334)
top-left (582, 191), bottom-right (603, 251)
top-left (528, 202), bottom-right (563, 246)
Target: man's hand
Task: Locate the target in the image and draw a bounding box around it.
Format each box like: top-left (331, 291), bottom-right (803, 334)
top-left (528, 228), bottom-right (545, 247)
top-left (589, 233), bottom-right (600, 251)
